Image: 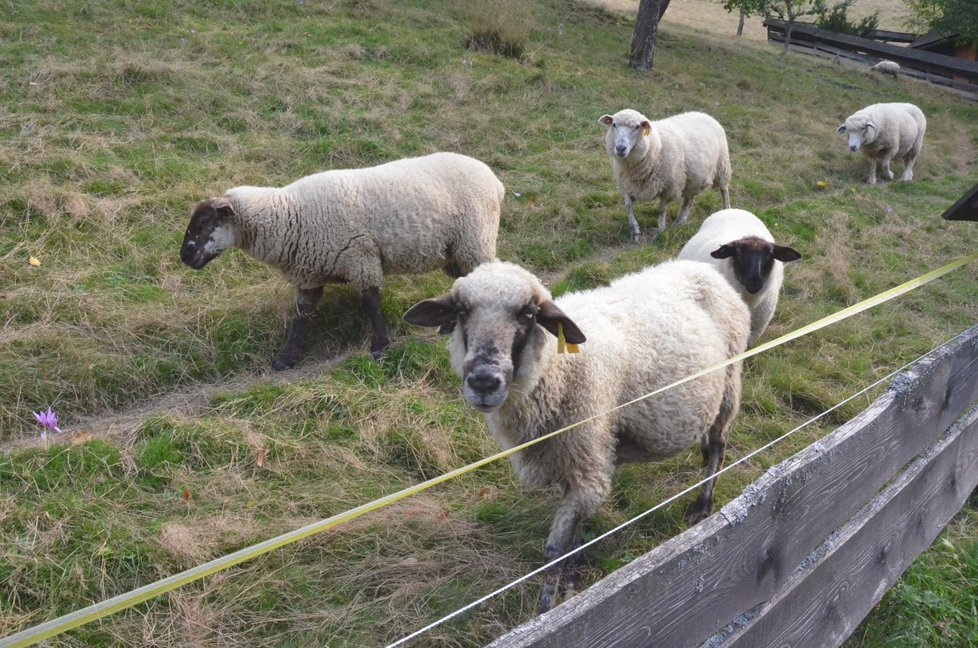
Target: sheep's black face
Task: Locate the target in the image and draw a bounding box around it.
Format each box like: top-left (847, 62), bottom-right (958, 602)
top-left (180, 199), bottom-right (235, 269)
top-left (712, 237), bottom-right (801, 295)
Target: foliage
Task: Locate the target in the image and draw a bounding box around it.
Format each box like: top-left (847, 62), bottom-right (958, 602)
top-left (464, 0), bottom-right (530, 58)
top-left (816, 0), bottom-right (881, 37)
top-left (722, 0), bottom-right (828, 49)
top-left (905, 0), bottom-right (978, 49)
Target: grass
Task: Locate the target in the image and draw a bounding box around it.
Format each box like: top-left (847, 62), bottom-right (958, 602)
top-left (1, 0), bottom-right (978, 645)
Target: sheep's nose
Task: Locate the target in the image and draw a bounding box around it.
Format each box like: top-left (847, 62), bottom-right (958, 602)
top-left (466, 369), bottom-right (501, 395)
top-left (615, 144), bottom-right (628, 156)
top-left (849, 144), bottom-right (858, 151)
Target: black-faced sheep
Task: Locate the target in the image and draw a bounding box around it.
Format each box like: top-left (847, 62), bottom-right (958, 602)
top-left (837, 103), bottom-right (926, 184)
top-left (180, 152), bottom-right (503, 369)
top-left (404, 259), bottom-right (750, 612)
top-left (678, 208), bottom-right (801, 345)
top-left (598, 108), bottom-right (732, 242)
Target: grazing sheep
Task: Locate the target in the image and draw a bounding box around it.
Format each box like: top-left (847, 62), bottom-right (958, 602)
top-left (837, 103), bottom-right (926, 184)
top-left (870, 60), bottom-right (900, 78)
top-left (404, 259), bottom-right (750, 612)
top-left (678, 209), bottom-right (801, 345)
top-left (180, 152), bottom-right (503, 369)
top-left (598, 108), bottom-right (732, 242)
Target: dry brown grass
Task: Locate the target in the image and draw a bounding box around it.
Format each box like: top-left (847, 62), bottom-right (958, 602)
top-left (583, 0), bottom-right (913, 41)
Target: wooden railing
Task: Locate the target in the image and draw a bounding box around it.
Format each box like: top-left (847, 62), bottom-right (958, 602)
top-left (763, 19), bottom-right (978, 96)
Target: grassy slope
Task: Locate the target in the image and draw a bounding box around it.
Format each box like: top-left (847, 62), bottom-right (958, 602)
top-left (1, 0), bottom-right (977, 645)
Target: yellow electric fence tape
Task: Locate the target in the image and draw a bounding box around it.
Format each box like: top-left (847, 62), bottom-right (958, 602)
top-left (3, 252), bottom-right (976, 648)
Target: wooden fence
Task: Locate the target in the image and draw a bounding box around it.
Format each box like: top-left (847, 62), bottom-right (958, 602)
top-left (490, 324), bottom-right (978, 647)
top-left (763, 19), bottom-right (978, 97)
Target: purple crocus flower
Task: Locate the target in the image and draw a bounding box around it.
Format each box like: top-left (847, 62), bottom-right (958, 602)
top-left (32, 406), bottom-right (63, 442)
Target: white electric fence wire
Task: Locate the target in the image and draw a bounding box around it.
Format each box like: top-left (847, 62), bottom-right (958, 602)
top-left (386, 339), bottom-right (948, 648)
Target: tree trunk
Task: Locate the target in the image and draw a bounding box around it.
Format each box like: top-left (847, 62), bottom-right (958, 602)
top-left (629, 0), bottom-right (662, 71)
top-left (737, 10), bottom-right (745, 37)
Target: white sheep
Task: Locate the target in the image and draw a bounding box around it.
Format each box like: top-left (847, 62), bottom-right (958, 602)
top-left (598, 108), bottom-right (732, 242)
top-left (405, 259), bottom-right (750, 612)
top-left (837, 103), bottom-right (926, 184)
top-left (180, 152), bottom-right (504, 369)
top-left (678, 208), bottom-right (801, 346)
top-left (870, 60), bottom-right (900, 78)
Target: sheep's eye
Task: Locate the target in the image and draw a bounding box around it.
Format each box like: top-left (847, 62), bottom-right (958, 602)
top-left (520, 305), bottom-right (538, 321)
top-left (456, 304), bottom-right (469, 321)
top-left (634, 125), bottom-right (641, 130)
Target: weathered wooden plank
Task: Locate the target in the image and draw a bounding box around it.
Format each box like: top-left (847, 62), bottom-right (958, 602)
top-left (713, 404), bottom-right (978, 648)
top-left (490, 326), bottom-right (978, 648)
top-left (763, 19), bottom-right (978, 80)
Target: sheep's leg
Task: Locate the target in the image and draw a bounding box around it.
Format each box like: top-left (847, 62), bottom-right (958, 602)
top-left (360, 287), bottom-right (390, 359)
top-left (866, 159), bottom-right (878, 185)
top-left (648, 198), bottom-right (669, 244)
top-left (273, 286), bottom-right (324, 371)
top-left (901, 150), bottom-right (917, 182)
top-left (539, 502), bottom-right (584, 614)
top-left (624, 195), bottom-right (641, 242)
top-left (689, 370), bottom-right (740, 524)
top-left (720, 186), bottom-right (731, 209)
top-left (881, 154), bottom-right (895, 181)
top-left (675, 195), bottom-right (696, 226)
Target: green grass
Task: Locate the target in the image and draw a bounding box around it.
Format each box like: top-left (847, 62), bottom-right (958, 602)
top-left (2, 0), bottom-right (978, 645)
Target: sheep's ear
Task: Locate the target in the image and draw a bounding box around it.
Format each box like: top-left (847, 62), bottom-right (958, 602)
top-left (404, 294), bottom-right (457, 327)
top-left (866, 122), bottom-right (877, 132)
top-left (836, 124), bottom-right (847, 134)
top-left (211, 197), bottom-right (236, 220)
top-left (773, 245), bottom-right (801, 263)
top-left (598, 114), bottom-right (614, 126)
top-left (711, 244), bottom-right (736, 259)
top-left (536, 300), bottom-right (586, 344)
top-left (641, 120), bottom-right (652, 136)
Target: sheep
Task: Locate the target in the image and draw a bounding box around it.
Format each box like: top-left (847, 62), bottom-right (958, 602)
top-left (598, 108), bottom-right (732, 243)
top-left (870, 60), bottom-right (900, 78)
top-left (678, 208), bottom-right (801, 346)
top-left (180, 152), bottom-right (504, 370)
top-left (404, 259), bottom-right (750, 613)
top-left (837, 103), bottom-right (926, 185)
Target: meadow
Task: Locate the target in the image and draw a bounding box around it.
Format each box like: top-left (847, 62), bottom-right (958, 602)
top-left (2, 0), bottom-right (978, 646)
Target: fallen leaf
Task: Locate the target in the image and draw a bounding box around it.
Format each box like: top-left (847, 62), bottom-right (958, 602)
top-left (29, 255), bottom-right (41, 267)
top-left (71, 431), bottom-right (94, 445)
top-left (181, 488), bottom-right (191, 502)
top-left (257, 445), bottom-right (268, 468)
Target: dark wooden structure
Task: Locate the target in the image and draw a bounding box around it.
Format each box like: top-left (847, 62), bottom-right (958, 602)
top-left (762, 19), bottom-right (978, 97)
top-left (491, 325), bottom-right (978, 648)
top-left (942, 183), bottom-right (978, 221)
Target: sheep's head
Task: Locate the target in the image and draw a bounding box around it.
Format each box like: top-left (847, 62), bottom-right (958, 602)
top-left (180, 198), bottom-right (237, 269)
top-left (711, 237), bottom-right (801, 294)
top-left (837, 113), bottom-right (877, 152)
top-left (404, 261), bottom-right (585, 413)
top-left (599, 109), bottom-right (652, 159)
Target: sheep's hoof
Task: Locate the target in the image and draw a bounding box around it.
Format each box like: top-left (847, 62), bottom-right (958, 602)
top-left (370, 337), bottom-right (391, 360)
top-left (272, 351), bottom-right (301, 371)
top-left (647, 228), bottom-right (662, 244)
top-left (629, 230), bottom-right (641, 243)
top-left (686, 495), bottom-right (712, 524)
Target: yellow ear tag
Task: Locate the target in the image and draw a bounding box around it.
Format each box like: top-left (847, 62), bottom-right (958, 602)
top-left (642, 125), bottom-right (651, 136)
top-left (557, 322), bottom-right (580, 354)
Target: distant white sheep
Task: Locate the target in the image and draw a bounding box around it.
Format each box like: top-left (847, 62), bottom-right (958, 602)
top-left (599, 108), bottom-right (732, 242)
top-left (678, 208), bottom-right (801, 345)
top-left (180, 152), bottom-right (503, 369)
top-left (405, 259), bottom-right (750, 612)
top-left (870, 60), bottom-right (900, 78)
top-left (837, 103), bottom-right (926, 184)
